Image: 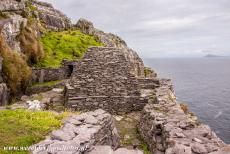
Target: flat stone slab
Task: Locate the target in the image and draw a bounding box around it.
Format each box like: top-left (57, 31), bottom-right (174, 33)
top-left (31, 109), bottom-right (120, 154)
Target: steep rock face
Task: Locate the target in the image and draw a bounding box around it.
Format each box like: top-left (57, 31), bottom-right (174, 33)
top-left (32, 0), bottom-right (72, 30)
top-left (1, 14), bottom-right (27, 52)
top-left (0, 0), bottom-right (26, 12)
top-left (75, 18), bottom-right (145, 78)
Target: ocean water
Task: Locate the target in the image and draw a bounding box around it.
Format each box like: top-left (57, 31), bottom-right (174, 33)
top-left (144, 58), bottom-right (230, 143)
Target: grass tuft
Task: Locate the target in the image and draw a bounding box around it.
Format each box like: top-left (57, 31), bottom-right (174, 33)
top-left (31, 80), bottom-right (63, 88)
top-left (0, 36), bottom-right (31, 95)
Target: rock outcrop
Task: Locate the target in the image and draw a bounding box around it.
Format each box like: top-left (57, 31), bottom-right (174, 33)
top-left (0, 0), bottom-right (71, 52)
top-left (32, 0), bottom-right (71, 30)
top-left (1, 14), bottom-right (27, 52)
top-left (138, 79), bottom-right (229, 154)
top-left (65, 47), bottom-right (149, 114)
top-left (0, 0), bottom-right (26, 12)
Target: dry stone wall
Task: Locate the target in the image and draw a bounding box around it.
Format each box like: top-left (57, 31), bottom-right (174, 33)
top-left (31, 60), bottom-right (76, 83)
top-left (138, 79), bottom-right (230, 154)
top-left (65, 47), bottom-right (148, 114)
top-left (31, 109), bottom-right (120, 154)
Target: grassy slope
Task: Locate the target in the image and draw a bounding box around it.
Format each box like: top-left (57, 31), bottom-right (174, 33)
top-left (34, 30), bottom-right (103, 68)
top-left (0, 110), bottom-right (68, 154)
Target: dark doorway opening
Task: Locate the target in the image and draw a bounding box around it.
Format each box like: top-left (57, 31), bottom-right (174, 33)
top-left (67, 65), bottom-right (74, 77)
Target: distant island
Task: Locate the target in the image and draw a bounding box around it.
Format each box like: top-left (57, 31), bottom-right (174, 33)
top-left (204, 54), bottom-right (224, 58)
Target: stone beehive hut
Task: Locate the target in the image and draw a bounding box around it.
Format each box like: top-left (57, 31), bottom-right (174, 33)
top-left (64, 47), bottom-right (149, 114)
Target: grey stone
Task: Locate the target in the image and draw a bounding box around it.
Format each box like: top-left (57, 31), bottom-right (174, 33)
top-left (51, 130), bottom-right (75, 141)
top-left (191, 143), bottom-right (208, 154)
top-left (65, 47), bottom-right (148, 114)
top-left (31, 110), bottom-right (120, 154)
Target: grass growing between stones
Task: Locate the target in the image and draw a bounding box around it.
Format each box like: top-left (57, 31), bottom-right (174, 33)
top-left (114, 112), bottom-right (151, 154)
top-left (0, 109), bottom-right (69, 154)
top-left (31, 80), bottom-right (63, 87)
top-left (34, 30), bottom-right (103, 68)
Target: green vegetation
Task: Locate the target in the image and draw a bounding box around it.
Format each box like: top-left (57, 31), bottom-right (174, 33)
top-left (115, 114), bottom-right (151, 154)
top-left (0, 109), bottom-right (69, 154)
top-left (180, 103), bottom-right (189, 114)
top-left (31, 80), bottom-right (63, 88)
top-left (0, 11), bottom-right (9, 19)
top-left (34, 30), bottom-right (103, 68)
top-left (144, 67), bottom-right (154, 77)
top-left (0, 36), bottom-right (31, 94)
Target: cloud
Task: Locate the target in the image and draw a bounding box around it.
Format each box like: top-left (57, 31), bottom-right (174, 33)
top-left (41, 0), bottom-right (230, 58)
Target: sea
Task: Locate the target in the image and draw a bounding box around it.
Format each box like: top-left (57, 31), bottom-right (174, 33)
top-left (144, 57), bottom-right (230, 143)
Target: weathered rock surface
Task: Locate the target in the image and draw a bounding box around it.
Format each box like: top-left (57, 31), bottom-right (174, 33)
top-left (1, 14), bottom-right (27, 52)
top-left (65, 47), bottom-right (148, 114)
top-left (32, 0), bottom-right (72, 30)
top-left (0, 0), bottom-right (26, 12)
top-left (31, 109), bottom-right (120, 154)
top-left (138, 79), bottom-right (228, 154)
top-left (0, 0), bottom-right (72, 53)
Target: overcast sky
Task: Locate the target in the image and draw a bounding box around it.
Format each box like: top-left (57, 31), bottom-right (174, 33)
top-left (42, 0), bottom-right (230, 58)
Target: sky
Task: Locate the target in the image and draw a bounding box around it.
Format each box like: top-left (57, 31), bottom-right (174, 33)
top-left (42, 0), bottom-right (230, 58)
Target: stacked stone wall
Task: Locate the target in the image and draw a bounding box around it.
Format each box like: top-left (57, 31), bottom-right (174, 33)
top-left (65, 47), bottom-right (148, 114)
top-left (31, 109), bottom-right (120, 154)
top-left (138, 79), bottom-right (229, 154)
